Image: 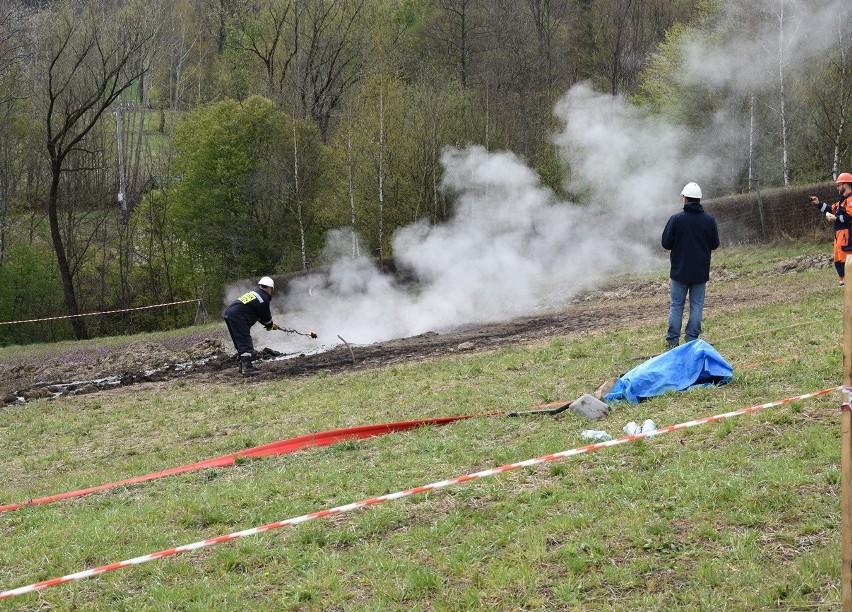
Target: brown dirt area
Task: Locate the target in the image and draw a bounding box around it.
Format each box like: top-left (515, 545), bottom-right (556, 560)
top-left (0, 254), bottom-right (831, 406)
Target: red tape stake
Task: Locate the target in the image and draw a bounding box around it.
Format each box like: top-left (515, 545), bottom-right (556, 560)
top-left (0, 386), bottom-right (839, 600)
top-left (0, 414), bottom-right (502, 514)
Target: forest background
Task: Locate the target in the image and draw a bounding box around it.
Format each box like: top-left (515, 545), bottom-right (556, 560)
top-left (0, 0), bottom-right (849, 346)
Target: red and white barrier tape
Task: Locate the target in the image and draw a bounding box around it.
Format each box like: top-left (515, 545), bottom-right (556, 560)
top-left (0, 386), bottom-right (840, 600)
top-left (0, 299), bottom-right (200, 326)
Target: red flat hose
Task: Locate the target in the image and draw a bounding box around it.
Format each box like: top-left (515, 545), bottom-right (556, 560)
top-left (0, 412), bottom-right (507, 513)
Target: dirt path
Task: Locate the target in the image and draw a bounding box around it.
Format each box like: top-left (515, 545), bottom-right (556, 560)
top-left (0, 254), bottom-right (829, 405)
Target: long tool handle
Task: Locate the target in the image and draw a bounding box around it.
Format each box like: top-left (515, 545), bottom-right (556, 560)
top-left (506, 401), bottom-right (571, 417)
top-left (277, 327), bottom-right (317, 338)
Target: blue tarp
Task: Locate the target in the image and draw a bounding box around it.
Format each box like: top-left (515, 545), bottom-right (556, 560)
top-left (604, 339), bottom-right (733, 404)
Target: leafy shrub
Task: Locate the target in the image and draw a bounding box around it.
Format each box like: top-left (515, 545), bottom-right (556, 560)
top-left (0, 244), bottom-right (73, 345)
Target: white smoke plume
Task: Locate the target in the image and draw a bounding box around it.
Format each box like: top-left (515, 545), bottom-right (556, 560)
top-left (275, 137), bottom-right (661, 350)
top-left (682, 0), bottom-right (849, 93)
top-left (250, 0), bottom-right (849, 353)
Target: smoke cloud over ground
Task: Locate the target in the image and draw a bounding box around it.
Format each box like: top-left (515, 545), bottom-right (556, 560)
top-left (247, 0), bottom-right (849, 352)
top-left (277, 134), bottom-right (664, 350)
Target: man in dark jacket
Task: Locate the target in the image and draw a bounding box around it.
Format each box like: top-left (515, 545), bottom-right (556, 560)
top-left (224, 276), bottom-right (280, 375)
top-left (661, 182), bottom-right (720, 349)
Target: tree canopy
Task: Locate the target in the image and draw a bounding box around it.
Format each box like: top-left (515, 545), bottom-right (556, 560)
top-left (0, 0), bottom-right (849, 343)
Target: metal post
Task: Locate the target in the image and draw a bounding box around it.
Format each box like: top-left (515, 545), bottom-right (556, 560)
top-left (115, 105), bottom-right (128, 221)
top-left (842, 254), bottom-right (852, 612)
top-left (750, 177), bottom-right (766, 240)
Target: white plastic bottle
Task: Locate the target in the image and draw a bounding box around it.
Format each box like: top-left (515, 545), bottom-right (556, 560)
top-left (623, 422), bottom-right (641, 436)
top-left (581, 430), bottom-right (613, 441)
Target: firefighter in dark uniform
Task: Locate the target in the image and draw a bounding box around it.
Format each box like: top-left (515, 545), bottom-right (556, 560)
top-left (224, 276), bottom-right (280, 375)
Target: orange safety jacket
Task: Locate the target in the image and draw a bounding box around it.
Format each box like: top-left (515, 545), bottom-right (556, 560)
top-left (817, 194), bottom-right (852, 262)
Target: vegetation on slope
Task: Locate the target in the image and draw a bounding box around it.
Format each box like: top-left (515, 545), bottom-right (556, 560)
top-left (0, 240), bottom-right (847, 609)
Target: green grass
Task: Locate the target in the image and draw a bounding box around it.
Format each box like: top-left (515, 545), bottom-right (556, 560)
top-left (0, 240), bottom-right (846, 609)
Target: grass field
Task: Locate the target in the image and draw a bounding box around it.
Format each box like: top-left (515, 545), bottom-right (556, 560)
top-left (0, 240), bottom-right (846, 609)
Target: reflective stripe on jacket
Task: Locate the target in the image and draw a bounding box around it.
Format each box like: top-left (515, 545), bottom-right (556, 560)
top-left (224, 289), bottom-right (273, 328)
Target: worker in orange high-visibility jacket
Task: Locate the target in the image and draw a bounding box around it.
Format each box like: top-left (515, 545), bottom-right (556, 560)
top-left (811, 172), bottom-right (852, 286)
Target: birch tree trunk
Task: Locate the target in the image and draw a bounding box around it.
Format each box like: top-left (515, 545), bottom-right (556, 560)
top-left (748, 95), bottom-right (755, 190)
top-left (377, 77), bottom-right (385, 265)
top-left (832, 22), bottom-right (849, 179)
top-left (776, 4), bottom-right (791, 186)
top-left (346, 106), bottom-right (359, 257)
top-left (293, 109), bottom-right (307, 271)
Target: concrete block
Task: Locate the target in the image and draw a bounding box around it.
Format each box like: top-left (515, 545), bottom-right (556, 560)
top-left (570, 393), bottom-right (611, 420)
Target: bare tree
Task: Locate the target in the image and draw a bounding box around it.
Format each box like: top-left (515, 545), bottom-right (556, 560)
top-left (524, 0), bottom-right (571, 106)
top-left (826, 13), bottom-right (852, 179)
top-left (750, 1), bottom-right (800, 186)
top-left (590, 0), bottom-right (692, 96)
top-left (345, 101), bottom-right (359, 257)
top-left (748, 94), bottom-right (756, 187)
top-left (830, 33), bottom-right (851, 179)
top-left (478, 1), bottom-right (536, 155)
top-left (163, 15), bottom-right (202, 112)
top-left (0, 0), bottom-right (29, 265)
top-left (807, 30), bottom-right (852, 180)
top-left (145, 0), bottom-right (213, 114)
top-left (0, 0), bottom-right (27, 105)
top-left (203, 0), bottom-right (241, 54)
top-left (774, 3), bottom-right (796, 185)
top-left (28, 0), bottom-right (157, 339)
top-left (234, 0), bottom-right (296, 96)
top-left (426, 0), bottom-right (487, 89)
top-left (236, 0), bottom-right (367, 140)
top-left (297, 0), bottom-right (367, 141)
top-left (597, 0), bottom-right (637, 95)
top-left (376, 73), bottom-right (384, 263)
top-left (291, 108), bottom-right (308, 270)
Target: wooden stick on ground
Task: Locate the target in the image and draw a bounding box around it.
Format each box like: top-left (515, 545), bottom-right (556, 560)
top-left (337, 335), bottom-right (356, 364)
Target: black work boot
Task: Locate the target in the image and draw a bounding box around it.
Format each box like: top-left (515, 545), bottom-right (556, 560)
top-left (240, 355), bottom-right (259, 376)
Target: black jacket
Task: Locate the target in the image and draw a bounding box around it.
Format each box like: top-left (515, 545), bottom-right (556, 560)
top-left (661, 201), bottom-right (720, 284)
top-left (224, 289), bottom-right (274, 329)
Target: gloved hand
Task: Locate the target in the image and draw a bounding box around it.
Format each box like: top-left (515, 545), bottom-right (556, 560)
top-left (309, 331), bottom-right (318, 339)
top-left (272, 323), bottom-right (282, 331)
top-left (810, 195), bottom-right (820, 206)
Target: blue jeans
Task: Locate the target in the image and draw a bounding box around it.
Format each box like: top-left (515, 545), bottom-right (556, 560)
top-left (666, 280), bottom-right (706, 346)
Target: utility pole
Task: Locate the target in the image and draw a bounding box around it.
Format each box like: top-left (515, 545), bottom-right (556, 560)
top-left (115, 104), bottom-right (128, 221)
top-left (749, 178), bottom-right (766, 240)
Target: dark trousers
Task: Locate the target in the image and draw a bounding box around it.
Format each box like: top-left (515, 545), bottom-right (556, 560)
top-left (224, 317), bottom-right (254, 356)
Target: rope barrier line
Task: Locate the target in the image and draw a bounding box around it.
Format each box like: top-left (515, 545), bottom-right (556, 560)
top-left (0, 414), bottom-right (499, 514)
top-left (716, 319), bottom-right (822, 343)
top-left (0, 299), bottom-right (200, 326)
top-left (737, 343), bottom-right (840, 370)
top-left (0, 386), bottom-right (839, 600)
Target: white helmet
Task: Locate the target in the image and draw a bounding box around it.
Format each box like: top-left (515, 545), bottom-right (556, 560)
top-left (258, 276), bottom-right (275, 289)
top-left (681, 182), bottom-right (702, 199)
